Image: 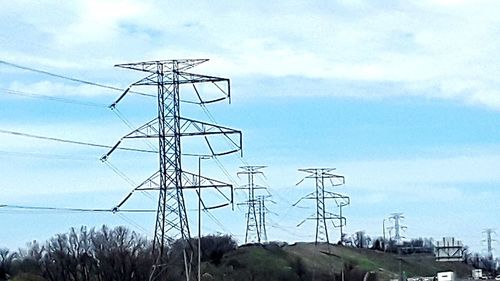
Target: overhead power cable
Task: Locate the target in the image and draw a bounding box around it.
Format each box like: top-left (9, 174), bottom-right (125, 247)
top-left (0, 129), bottom-right (156, 154)
top-left (0, 204), bottom-right (155, 213)
top-left (0, 59), bottom-right (205, 104)
top-left (0, 149), bottom-right (94, 161)
top-left (0, 87), bottom-right (107, 107)
top-left (0, 60), bottom-right (154, 97)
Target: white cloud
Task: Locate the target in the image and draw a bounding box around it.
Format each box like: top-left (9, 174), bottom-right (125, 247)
top-left (1, 0), bottom-right (499, 105)
top-left (341, 153), bottom-right (500, 189)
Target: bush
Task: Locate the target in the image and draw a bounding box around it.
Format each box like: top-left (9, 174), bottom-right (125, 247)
top-left (10, 273), bottom-right (47, 281)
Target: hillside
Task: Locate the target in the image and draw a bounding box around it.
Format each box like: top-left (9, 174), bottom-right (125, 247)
top-left (1, 227), bottom-right (476, 281)
top-left (200, 242), bottom-right (474, 281)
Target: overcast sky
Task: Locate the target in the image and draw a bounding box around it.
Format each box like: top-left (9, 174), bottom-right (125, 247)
top-left (1, 0), bottom-right (500, 255)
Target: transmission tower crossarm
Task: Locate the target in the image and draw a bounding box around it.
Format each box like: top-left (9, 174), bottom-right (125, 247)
top-left (177, 71), bottom-right (230, 85)
top-left (292, 193), bottom-right (314, 206)
top-left (324, 191), bottom-right (350, 199)
top-left (192, 84), bottom-right (228, 105)
top-left (331, 217), bottom-right (347, 228)
top-left (108, 73), bottom-right (158, 108)
top-left (109, 87), bottom-right (131, 109)
top-left (236, 184), bottom-right (267, 190)
top-left (115, 59), bottom-right (209, 72)
top-left (179, 117), bottom-right (242, 137)
top-left (296, 217), bottom-right (311, 227)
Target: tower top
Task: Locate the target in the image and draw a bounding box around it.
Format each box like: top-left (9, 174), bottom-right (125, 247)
top-left (115, 59), bottom-right (209, 73)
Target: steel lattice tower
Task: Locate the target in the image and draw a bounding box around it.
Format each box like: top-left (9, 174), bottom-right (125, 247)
top-left (256, 195), bottom-right (273, 243)
top-left (294, 168), bottom-right (346, 244)
top-left (336, 195), bottom-right (350, 244)
top-left (388, 213), bottom-right (406, 244)
top-left (483, 228), bottom-right (496, 257)
top-left (102, 59), bottom-right (242, 281)
top-left (237, 166), bottom-right (267, 244)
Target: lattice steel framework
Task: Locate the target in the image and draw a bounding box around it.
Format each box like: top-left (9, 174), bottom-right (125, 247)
top-left (335, 194), bottom-right (350, 244)
top-left (256, 195), bottom-right (273, 243)
top-left (388, 213), bottom-right (407, 245)
top-left (483, 228), bottom-right (496, 257)
top-left (236, 166), bottom-right (267, 244)
top-left (102, 59), bottom-right (242, 281)
top-left (294, 168), bottom-right (347, 244)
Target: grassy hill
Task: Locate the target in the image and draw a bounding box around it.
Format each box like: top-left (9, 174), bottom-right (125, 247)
top-left (200, 242), bottom-right (474, 281)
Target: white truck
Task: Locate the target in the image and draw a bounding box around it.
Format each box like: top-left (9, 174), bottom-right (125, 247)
top-left (472, 269), bottom-right (483, 280)
top-left (437, 271), bottom-right (455, 281)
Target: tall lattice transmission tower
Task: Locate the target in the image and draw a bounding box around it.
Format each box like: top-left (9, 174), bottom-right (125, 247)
top-left (294, 168), bottom-right (347, 244)
top-left (236, 166), bottom-right (267, 244)
top-left (102, 59), bottom-right (242, 281)
top-left (256, 195), bottom-right (273, 243)
top-left (483, 228), bottom-right (496, 257)
top-left (388, 213), bottom-right (407, 244)
top-left (335, 194), bottom-right (350, 244)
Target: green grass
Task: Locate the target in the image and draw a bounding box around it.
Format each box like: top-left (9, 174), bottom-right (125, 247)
top-left (200, 242), bottom-right (474, 281)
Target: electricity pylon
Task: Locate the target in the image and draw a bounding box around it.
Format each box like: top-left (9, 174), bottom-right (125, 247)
top-left (256, 195), bottom-right (274, 243)
top-left (294, 168), bottom-right (346, 244)
top-left (388, 213), bottom-right (407, 244)
top-left (102, 59), bottom-right (242, 281)
top-left (483, 228), bottom-right (496, 258)
top-left (334, 194), bottom-right (350, 244)
top-left (236, 166), bottom-right (267, 244)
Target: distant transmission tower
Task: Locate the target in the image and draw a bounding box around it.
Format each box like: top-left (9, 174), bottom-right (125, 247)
top-left (335, 195), bottom-right (350, 244)
top-left (256, 195), bottom-right (274, 243)
top-left (237, 166), bottom-right (267, 244)
top-left (102, 59), bottom-right (242, 281)
top-left (294, 168), bottom-right (346, 244)
top-left (483, 228), bottom-right (496, 257)
top-left (388, 213), bottom-right (407, 244)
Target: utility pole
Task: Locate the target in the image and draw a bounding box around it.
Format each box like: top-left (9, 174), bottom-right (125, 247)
top-left (483, 228), bottom-right (496, 258)
top-left (389, 213), bottom-right (407, 245)
top-left (383, 218), bottom-right (387, 251)
top-left (294, 168), bottom-right (347, 245)
top-left (102, 59), bottom-right (242, 281)
top-left (237, 166), bottom-right (267, 244)
top-left (198, 156), bottom-right (211, 281)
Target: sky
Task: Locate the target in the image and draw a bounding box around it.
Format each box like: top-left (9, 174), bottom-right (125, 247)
top-left (1, 0), bottom-right (500, 255)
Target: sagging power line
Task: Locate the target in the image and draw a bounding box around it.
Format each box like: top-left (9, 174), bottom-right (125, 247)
top-left (0, 59), bottom-right (154, 97)
top-left (0, 129), bottom-right (156, 154)
top-left (0, 204), bottom-right (155, 213)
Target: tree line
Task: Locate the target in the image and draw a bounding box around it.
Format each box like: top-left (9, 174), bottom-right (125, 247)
top-left (0, 225), bottom-right (236, 281)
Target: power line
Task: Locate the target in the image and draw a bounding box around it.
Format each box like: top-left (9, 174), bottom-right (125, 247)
top-left (116, 212), bottom-right (150, 234)
top-left (0, 149), bottom-right (95, 161)
top-left (0, 59), bottom-right (155, 98)
top-left (0, 60), bottom-right (207, 104)
top-left (0, 87), bottom-right (107, 107)
top-left (0, 204), bottom-right (155, 213)
top-left (0, 128), bottom-right (156, 154)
